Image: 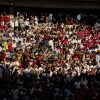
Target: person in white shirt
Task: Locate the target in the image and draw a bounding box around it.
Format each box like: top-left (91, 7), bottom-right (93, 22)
top-left (34, 16), bottom-right (38, 25)
top-left (0, 46), bottom-right (3, 52)
top-left (10, 19), bottom-right (14, 28)
top-left (49, 13), bottom-right (53, 23)
top-left (71, 38), bottom-right (77, 44)
top-left (69, 48), bottom-right (74, 55)
top-left (12, 40), bottom-right (17, 49)
top-left (14, 18), bottom-right (19, 28)
top-left (96, 52), bottom-right (100, 67)
top-left (49, 38), bottom-right (54, 50)
top-left (75, 66), bottom-right (80, 76)
top-left (14, 36), bottom-right (20, 43)
top-left (24, 19), bottom-right (30, 29)
top-left (9, 31), bottom-right (14, 38)
top-left (77, 14), bottom-right (81, 21)
top-left (19, 16), bottom-right (24, 28)
top-left (96, 53), bottom-right (100, 63)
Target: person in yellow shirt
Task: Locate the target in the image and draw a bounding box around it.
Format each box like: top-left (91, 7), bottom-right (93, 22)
top-left (16, 50), bottom-right (23, 62)
top-left (4, 40), bottom-right (8, 51)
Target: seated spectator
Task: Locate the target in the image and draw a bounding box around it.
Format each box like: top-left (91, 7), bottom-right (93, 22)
top-left (0, 11), bottom-right (100, 100)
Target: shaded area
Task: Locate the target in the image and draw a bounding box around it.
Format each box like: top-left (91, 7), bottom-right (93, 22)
top-left (0, 64), bottom-right (100, 100)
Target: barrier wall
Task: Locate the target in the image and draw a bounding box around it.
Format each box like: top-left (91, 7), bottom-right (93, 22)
top-left (0, 0), bottom-right (100, 9)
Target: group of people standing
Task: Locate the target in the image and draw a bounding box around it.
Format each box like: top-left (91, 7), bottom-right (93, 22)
top-left (0, 11), bottom-right (100, 100)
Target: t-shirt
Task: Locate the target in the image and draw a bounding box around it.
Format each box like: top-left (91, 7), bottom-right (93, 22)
top-left (12, 43), bottom-right (17, 48)
top-left (96, 55), bottom-right (100, 63)
top-left (10, 20), bottom-right (14, 28)
top-left (15, 20), bottom-right (19, 27)
top-left (5, 16), bottom-right (10, 22)
top-left (24, 21), bottom-right (29, 26)
top-left (77, 14), bottom-right (81, 21)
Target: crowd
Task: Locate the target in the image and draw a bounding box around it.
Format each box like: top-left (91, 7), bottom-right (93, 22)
top-left (0, 11), bottom-right (100, 100)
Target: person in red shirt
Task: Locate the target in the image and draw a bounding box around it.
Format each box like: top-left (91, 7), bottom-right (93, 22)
top-left (0, 13), bottom-right (4, 22)
top-left (5, 15), bottom-right (10, 22)
top-left (70, 18), bottom-right (74, 25)
top-left (63, 37), bottom-right (68, 44)
top-left (8, 39), bottom-right (13, 52)
top-left (1, 50), bottom-right (6, 62)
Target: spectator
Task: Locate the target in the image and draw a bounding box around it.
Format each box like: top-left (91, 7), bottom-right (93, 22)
top-left (0, 11), bottom-right (100, 100)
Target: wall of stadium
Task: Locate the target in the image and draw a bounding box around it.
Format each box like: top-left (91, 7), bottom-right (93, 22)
top-left (0, 0), bottom-right (100, 9)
